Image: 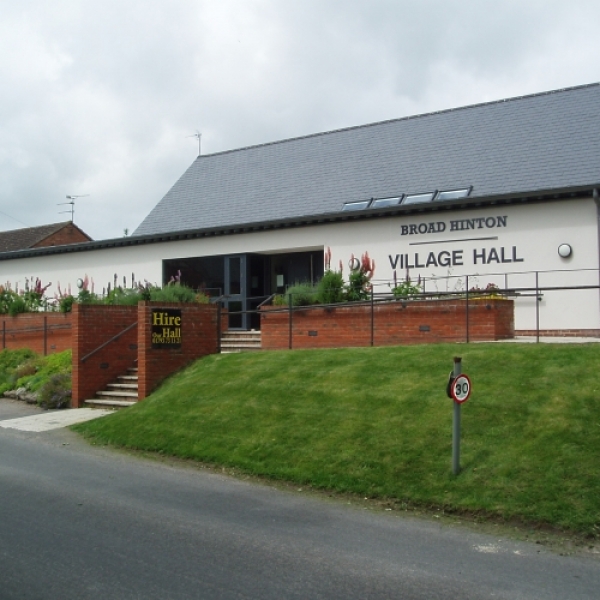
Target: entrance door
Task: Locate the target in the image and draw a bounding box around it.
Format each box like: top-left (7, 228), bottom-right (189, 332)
top-left (224, 255), bottom-right (247, 329)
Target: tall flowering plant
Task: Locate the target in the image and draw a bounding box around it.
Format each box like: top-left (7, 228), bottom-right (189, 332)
top-left (346, 252), bottom-right (376, 301)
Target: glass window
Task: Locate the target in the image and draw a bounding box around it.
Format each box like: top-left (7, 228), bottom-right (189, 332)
top-left (371, 196), bottom-right (403, 208)
top-left (402, 192), bottom-right (436, 205)
top-left (342, 200), bottom-right (371, 211)
top-left (435, 188), bottom-right (472, 201)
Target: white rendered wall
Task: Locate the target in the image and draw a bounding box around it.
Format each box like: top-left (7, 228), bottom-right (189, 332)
top-left (0, 197), bottom-right (598, 331)
top-left (326, 197), bottom-right (600, 331)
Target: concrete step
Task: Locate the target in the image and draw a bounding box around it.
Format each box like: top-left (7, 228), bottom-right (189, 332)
top-left (107, 382), bottom-right (138, 390)
top-left (87, 364), bottom-right (139, 409)
top-left (84, 399), bottom-right (137, 409)
top-left (220, 330), bottom-right (262, 353)
top-left (97, 390), bottom-right (138, 399)
top-left (221, 331), bottom-right (261, 338)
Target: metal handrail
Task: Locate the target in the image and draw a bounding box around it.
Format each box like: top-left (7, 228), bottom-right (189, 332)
top-left (257, 294), bottom-right (277, 308)
top-left (1, 323), bottom-right (72, 334)
top-left (81, 321), bottom-right (138, 363)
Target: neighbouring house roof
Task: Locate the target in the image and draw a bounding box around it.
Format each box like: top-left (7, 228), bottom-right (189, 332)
top-left (134, 83), bottom-right (600, 237)
top-left (0, 222), bottom-right (92, 253)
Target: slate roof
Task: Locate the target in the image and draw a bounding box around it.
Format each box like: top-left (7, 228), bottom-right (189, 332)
top-left (134, 83), bottom-right (599, 237)
top-left (0, 222), bottom-right (90, 253)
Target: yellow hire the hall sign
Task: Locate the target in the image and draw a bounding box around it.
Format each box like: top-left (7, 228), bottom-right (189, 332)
top-left (151, 308), bottom-right (182, 349)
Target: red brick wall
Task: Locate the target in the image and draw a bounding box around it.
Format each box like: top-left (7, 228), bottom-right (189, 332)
top-left (261, 299), bottom-right (514, 350)
top-left (137, 302), bottom-right (219, 399)
top-left (32, 223), bottom-right (92, 248)
top-left (0, 313), bottom-right (72, 354)
top-left (71, 304), bottom-right (138, 407)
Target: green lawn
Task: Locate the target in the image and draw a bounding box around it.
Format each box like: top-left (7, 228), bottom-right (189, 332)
top-left (73, 343), bottom-right (600, 536)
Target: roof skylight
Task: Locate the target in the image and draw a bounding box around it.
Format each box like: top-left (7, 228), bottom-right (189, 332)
top-left (402, 192), bottom-right (436, 205)
top-left (435, 187), bottom-right (472, 201)
top-left (342, 200), bottom-right (371, 211)
top-left (370, 196), bottom-right (403, 209)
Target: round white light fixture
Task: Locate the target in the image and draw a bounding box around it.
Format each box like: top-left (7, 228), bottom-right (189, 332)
top-left (349, 257), bottom-right (361, 271)
top-left (557, 244), bottom-right (572, 258)
top-left (76, 278), bottom-right (84, 289)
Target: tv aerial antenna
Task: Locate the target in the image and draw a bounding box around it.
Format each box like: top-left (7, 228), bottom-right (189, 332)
top-left (58, 194), bottom-right (89, 222)
top-left (187, 131), bottom-right (202, 156)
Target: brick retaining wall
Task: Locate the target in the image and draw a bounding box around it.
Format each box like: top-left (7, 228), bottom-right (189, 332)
top-left (72, 304), bottom-right (138, 407)
top-left (261, 299), bottom-right (514, 350)
top-left (0, 313), bottom-right (72, 355)
top-left (137, 302), bottom-right (219, 399)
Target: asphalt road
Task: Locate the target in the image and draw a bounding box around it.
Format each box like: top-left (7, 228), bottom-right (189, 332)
top-left (1, 403), bottom-right (599, 599)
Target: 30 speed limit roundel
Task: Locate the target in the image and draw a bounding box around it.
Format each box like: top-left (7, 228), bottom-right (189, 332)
top-left (451, 374), bottom-right (471, 403)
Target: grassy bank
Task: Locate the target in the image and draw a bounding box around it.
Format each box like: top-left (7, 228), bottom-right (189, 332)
top-left (74, 343), bottom-right (600, 536)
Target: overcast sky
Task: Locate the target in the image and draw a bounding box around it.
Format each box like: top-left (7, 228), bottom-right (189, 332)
top-left (1, 0), bottom-right (599, 240)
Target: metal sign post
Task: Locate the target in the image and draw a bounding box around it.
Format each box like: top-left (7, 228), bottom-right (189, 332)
top-left (447, 356), bottom-right (472, 475)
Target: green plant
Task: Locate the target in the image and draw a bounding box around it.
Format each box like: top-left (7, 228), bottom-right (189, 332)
top-left (104, 287), bottom-right (143, 306)
top-left (345, 252), bottom-right (375, 301)
top-left (149, 284), bottom-right (197, 303)
top-left (77, 289), bottom-right (101, 305)
top-left (59, 295), bottom-right (75, 313)
top-left (272, 294), bottom-right (287, 306)
top-left (469, 283), bottom-right (505, 298)
top-left (194, 291), bottom-right (210, 304)
top-left (0, 348), bottom-right (36, 394)
top-left (286, 282), bottom-right (318, 306)
top-left (37, 372), bottom-right (72, 409)
top-left (317, 270), bottom-right (345, 304)
top-left (13, 350), bottom-right (72, 392)
top-left (392, 276), bottom-right (422, 298)
top-left (7, 294), bottom-right (27, 316)
top-left (0, 349), bottom-right (71, 395)
top-left (14, 359), bottom-right (38, 380)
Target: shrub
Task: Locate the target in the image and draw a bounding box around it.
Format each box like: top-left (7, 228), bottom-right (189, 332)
top-left (0, 348), bottom-right (37, 394)
top-left (272, 294), bottom-right (287, 306)
top-left (286, 282), bottom-right (318, 306)
top-left (77, 289), bottom-right (101, 305)
top-left (195, 291), bottom-right (210, 304)
top-left (15, 349), bottom-right (72, 393)
top-left (7, 294), bottom-right (27, 316)
top-left (104, 287), bottom-right (143, 306)
top-left (469, 283), bottom-right (505, 298)
top-left (59, 295), bottom-right (75, 313)
top-left (391, 278), bottom-right (422, 299)
top-left (317, 270), bottom-right (345, 304)
top-left (149, 284), bottom-right (197, 303)
top-left (0, 282), bottom-right (50, 315)
top-left (345, 252), bottom-right (375, 302)
top-left (37, 373), bottom-right (72, 409)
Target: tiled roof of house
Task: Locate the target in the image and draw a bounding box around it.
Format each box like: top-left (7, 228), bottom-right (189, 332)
top-left (0, 222), bottom-right (91, 253)
top-left (134, 83), bottom-right (600, 237)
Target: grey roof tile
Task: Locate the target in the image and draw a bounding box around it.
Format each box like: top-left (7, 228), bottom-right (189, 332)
top-left (134, 83), bottom-right (600, 237)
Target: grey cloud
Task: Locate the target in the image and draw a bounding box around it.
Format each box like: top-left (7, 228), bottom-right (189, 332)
top-left (0, 0), bottom-right (599, 239)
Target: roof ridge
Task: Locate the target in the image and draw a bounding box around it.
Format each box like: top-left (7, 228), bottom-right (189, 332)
top-left (0, 221), bottom-right (72, 235)
top-left (196, 82), bottom-right (600, 160)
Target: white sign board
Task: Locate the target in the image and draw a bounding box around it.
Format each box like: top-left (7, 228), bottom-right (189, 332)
top-left (451, 374), bottom-right (471, 404)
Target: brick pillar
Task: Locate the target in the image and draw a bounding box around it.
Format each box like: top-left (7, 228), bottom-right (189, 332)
top-left (137, 302), bottom-right (219, 400)
top-left (71, 304), bottom-right (138, 407)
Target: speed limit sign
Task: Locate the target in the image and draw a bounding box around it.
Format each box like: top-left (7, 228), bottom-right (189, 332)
top-left (451, 374), bottom-right (471, 404)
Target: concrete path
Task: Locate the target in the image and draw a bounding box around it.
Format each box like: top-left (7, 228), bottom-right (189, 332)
top-left (0, 407), bottom-right (113, 432)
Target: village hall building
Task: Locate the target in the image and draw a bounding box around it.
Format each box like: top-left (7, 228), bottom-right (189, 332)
top-left (1, 83), bottom-right (600, 334)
